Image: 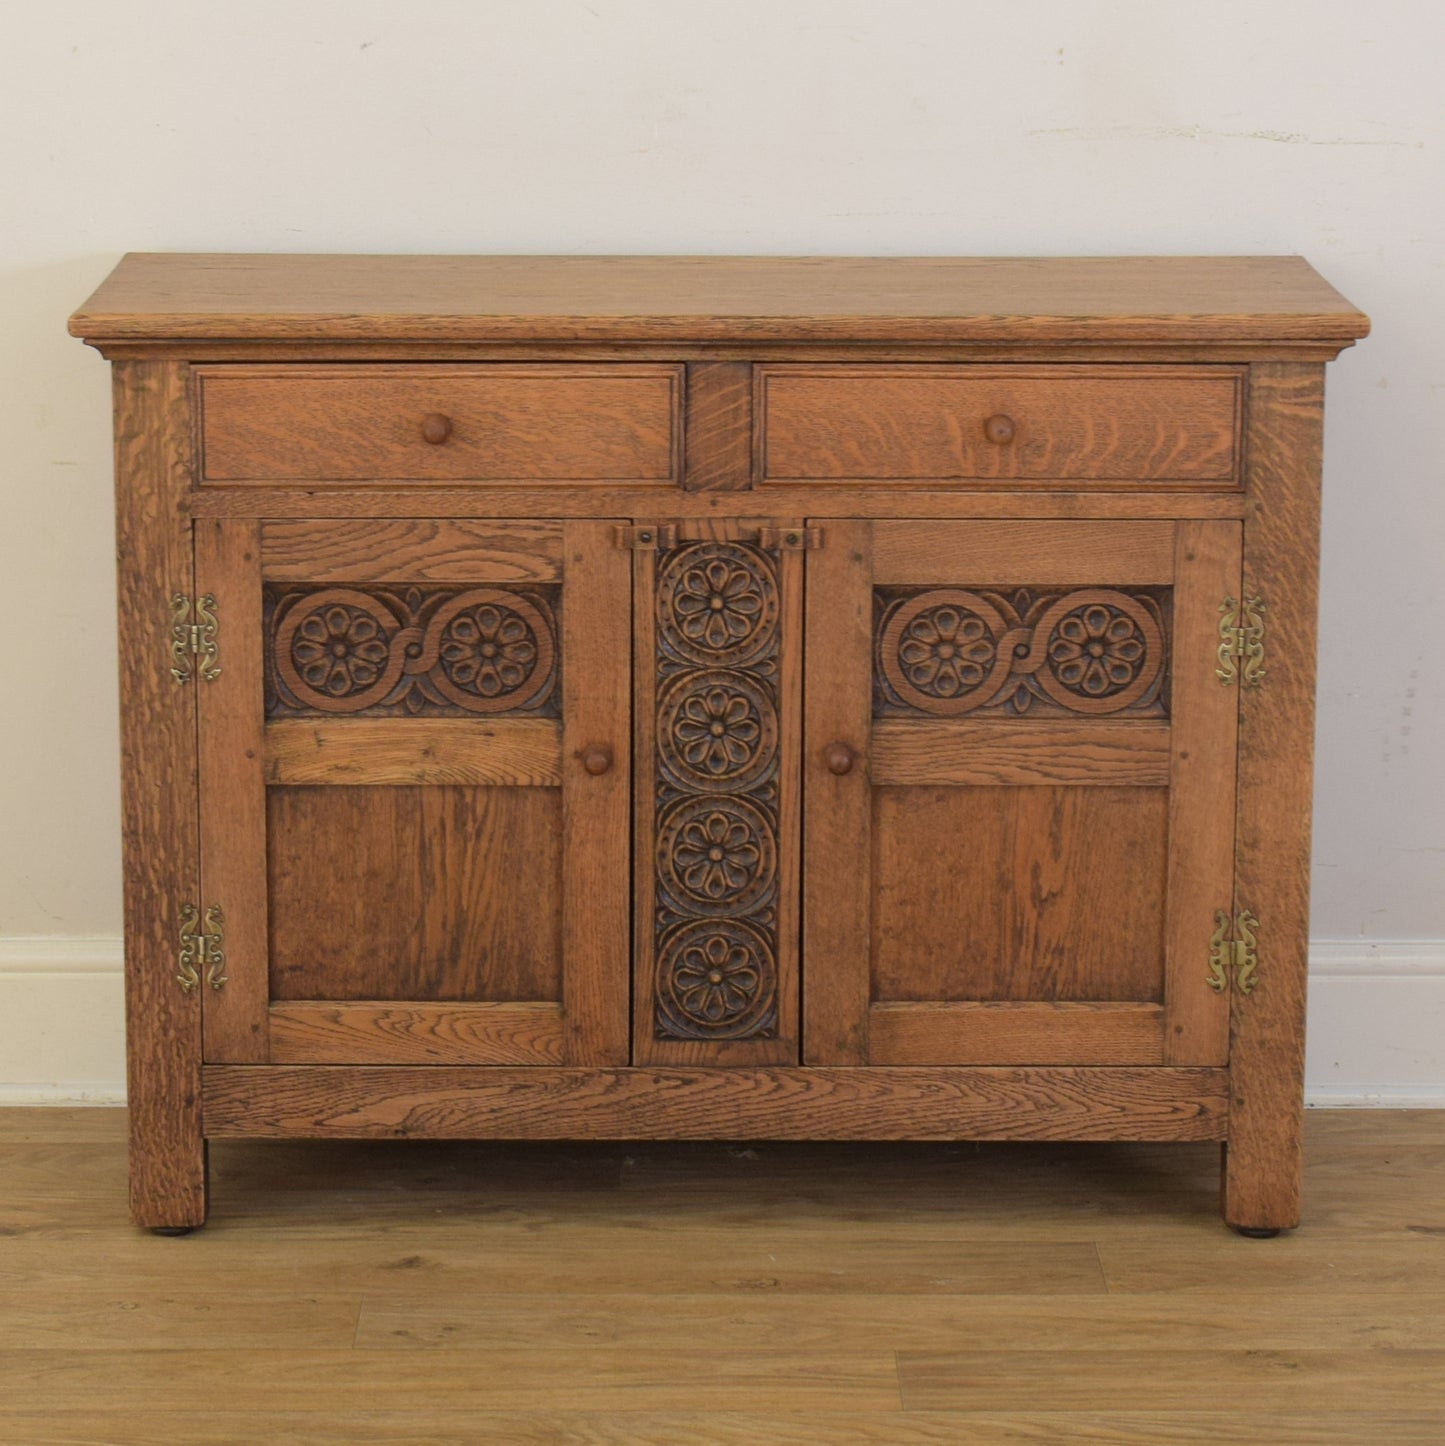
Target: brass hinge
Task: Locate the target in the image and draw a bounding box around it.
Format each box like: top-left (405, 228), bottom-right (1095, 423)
top-left (1207, 909), bottom-right (1259, 995)
top-left (178, 902), bottom-right (227, 994)
top-left (169, 593), bottom-right (221, 684)
top-left (1216, 596), bottom-right (1265, 688)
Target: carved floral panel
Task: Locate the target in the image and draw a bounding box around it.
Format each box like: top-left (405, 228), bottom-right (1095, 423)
top-left (651, 541), bottom-right (781, 1041)
top-left (264, 583), bottom-right (560, 717)
top-left (874, 585), bottom-right (1171, 718)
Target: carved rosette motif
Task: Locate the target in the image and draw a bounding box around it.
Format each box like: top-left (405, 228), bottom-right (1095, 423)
top-left (652, 542), bottom-right (781, 1041)
top-left (265, 584), bottom-right (559, 717)
top-left (875, 585), bottom-right (1170, 718)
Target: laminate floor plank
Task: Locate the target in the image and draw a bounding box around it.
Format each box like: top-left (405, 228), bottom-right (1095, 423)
top-left (0, 1108), bottom-right (1441, 1443)
top-left (0, 1410), bottom-right (1442, 1446)
top-left (0, 1348), bottom-right (901, 1414)
top-left (0, 1232), bottom-right (1106, 1296)
top-left (354, 1288), bottom-right (1445, 1353)
top-left (897, 1346), bottom-right (1445, 1412)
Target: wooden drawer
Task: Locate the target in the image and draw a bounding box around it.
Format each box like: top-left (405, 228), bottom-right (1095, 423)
top-left (758, 365), bottom-right (1242, 485)
top-left (197, 365), bottom-right (682, 483)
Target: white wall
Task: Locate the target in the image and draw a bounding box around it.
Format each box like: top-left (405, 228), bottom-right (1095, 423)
top-left (2, 0), bottom-right (1441, 1100)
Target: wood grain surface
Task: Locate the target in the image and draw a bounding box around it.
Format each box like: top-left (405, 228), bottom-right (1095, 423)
top-left (683, 361), bottom-right (753, 490)
top-left (1162, 520), bottom-right (1240, 1066)
top-left (801, 520), bottom-right (874, 1066)
top-left (259, 518), bottom-right (564, 580)
top-left (266, 785), bottom-right (564, 1004)
top-left (870, 518), bottom-right (1177, 583)
top-left (267, 1002), bottom-right (566, 1066)
top-left (869, 785), bottom-right (1169, 1007)
top-left (870, 720), bottom-right (1173, 786)
top-left (189, 484), bottom-right (1250, 522)
top-left (559, 520), bottom-right (632, 1065)
top-left (868, 1001), bottom-right (1165, 1066)
top-left (70, 254), bottom-right (1370, 345)
top-left (110, 361), bottom-right (208, 1227)
top-left (200, 1065), bottom-right (1228, 1140)
top-left (195, 518), bottom-right (270, 1065)
top-left (199, 365), bottom-right (681, 483)
top-left (1224, 364), bottom-right (1327, 1231)
top-left (760, 366), bottom-right (1241, 482)
top-left (263, 718), bottom-right (562, 787)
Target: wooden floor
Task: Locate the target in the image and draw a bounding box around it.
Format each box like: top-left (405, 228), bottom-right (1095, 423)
top-left (0, 1110), bottom-right (1442, 1443)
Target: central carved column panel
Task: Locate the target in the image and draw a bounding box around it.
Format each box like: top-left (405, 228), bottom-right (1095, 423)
top-left (632, 521), bottom-right (802, 1065)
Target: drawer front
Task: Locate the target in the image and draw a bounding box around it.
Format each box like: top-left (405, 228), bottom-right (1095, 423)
top-left (758, 366), bottom-right (1242, 485)
top-left (198, 365), bottom-right (682, 483)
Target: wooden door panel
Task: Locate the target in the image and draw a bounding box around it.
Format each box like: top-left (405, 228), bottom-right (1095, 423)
top-left (266, 784), bottom-right (562, 1001)
top-left (196, 516), bottom-right (628, 1067)
top-left (870, 784), bottom-right (1168, 1003)
top-left (804, 517), bottom-right (1239, 1069)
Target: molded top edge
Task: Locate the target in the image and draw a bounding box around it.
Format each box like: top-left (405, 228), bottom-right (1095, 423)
top-left (69, 253), bottom-right (1370, 348)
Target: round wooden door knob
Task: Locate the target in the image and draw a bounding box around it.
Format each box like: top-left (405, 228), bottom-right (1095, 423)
top-left (983, 413), bottom-right (1016, 445)
top-left (420, 412), bottom-right (453, 444)
top-left (823, 742), bottom-right (857, 776)
top-left (581, 745), bottom-right (613, 776)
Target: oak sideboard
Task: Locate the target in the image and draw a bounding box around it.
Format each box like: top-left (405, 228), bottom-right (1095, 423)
top-left (70, 254), bottom-right (1368, 1233)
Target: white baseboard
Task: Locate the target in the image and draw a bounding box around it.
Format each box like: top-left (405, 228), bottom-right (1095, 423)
top-left (0, 937), bottom-right (126, 1104)
top-left (1, 936), bottom-right (1442, 1107)
top-left (1304, 942), bottom-right (1445, 1107)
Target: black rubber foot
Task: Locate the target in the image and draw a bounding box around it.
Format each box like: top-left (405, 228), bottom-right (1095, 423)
top-left (1232, 1225), bottom-right (1282, 1239)
top-left (150, 1225), bottom-right (196, 1237)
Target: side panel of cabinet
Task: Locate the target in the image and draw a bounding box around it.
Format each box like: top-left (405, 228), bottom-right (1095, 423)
top-left (633, 521), bottom-right (803, 1065)
top-left (804, 518), bottom-right (1240, 1068)
top-left (195, 517), bottom-right (630, 1067)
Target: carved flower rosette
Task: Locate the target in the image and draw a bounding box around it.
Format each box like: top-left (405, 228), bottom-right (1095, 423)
top-left (876, 585), bottom-right (1169, 718)
top-left (650, 540), bottom-right (782, 1042)
top-left (267, 584), bottom-right (559, 717)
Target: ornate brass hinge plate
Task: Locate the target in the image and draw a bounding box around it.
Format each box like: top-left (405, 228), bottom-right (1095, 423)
top-left (169, 593), bottom-right (220, 684)
top-left (178, 902), bottom-right (227, 994)
top-left (1216, 596), bottom-right (1266, 688)
top-left (1207, 909), bottom-right (1260, 995)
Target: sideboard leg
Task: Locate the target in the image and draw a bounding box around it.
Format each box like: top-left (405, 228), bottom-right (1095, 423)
top-left (1220, 362), bottom-right (1325, 1238)
top-left (129, 1094), bottom-right (208, 1232)
top-left (114, 360), bottom-right (210, 1234)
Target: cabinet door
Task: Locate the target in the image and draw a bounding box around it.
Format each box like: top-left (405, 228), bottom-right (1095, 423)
top-left (804, 519), bottom-right (1239, 1068)
top-left (195, 518), bottom-right (630, 1066)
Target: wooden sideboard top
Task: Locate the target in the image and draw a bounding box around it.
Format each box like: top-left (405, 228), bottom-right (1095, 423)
top-left (69, 254), bottom-right (1369, 348)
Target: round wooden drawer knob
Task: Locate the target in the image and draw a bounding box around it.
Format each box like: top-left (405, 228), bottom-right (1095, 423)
top-left (823, 742), bottom-right (857, 776)
top-left (420, 412), bottom-right (453, 445)
top-left (983, 413), bottom-right (1016, 445)
top-left (582, 745), bottom-right (613, 776)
